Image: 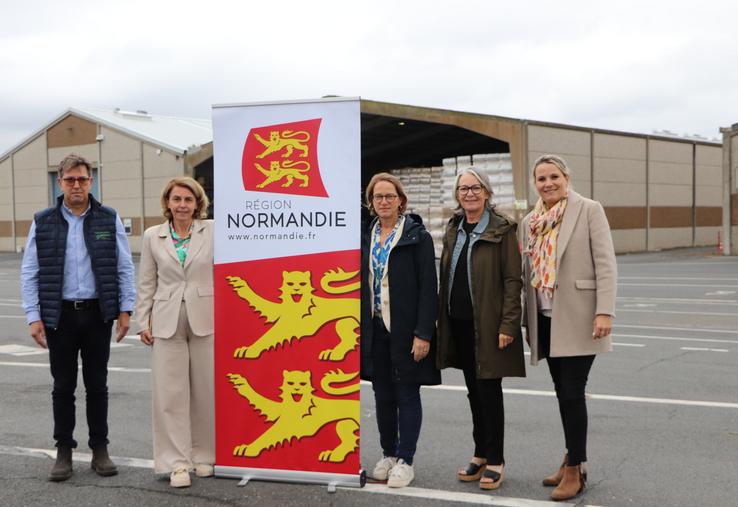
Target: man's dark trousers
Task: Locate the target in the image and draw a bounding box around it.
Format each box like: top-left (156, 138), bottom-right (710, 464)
top-left (46, 303), bottom-right (113, 449)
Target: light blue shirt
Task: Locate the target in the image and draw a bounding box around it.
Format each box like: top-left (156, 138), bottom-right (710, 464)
top-left (20, 202), bottom-right (136, 325)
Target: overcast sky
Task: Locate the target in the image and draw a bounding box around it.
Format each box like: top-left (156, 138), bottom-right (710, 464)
top-left (2, 0), bottom-right (737, 154)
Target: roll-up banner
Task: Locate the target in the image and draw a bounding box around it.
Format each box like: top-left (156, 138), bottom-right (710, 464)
top-left (212, 98), bottom-right (363, 488)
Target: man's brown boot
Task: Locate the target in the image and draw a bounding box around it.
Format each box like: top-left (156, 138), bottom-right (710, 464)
top-left (550, 464), bottom-right (586, 501)
top-left (542, 454), bottom-right (568, 486)
top-left (49, 446), bottom-right (73, 481)
top-left (91, 445), bottom-right (118, 477)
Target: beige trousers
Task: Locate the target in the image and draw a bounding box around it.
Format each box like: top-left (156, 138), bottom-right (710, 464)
top-left (151, 303), bottom-right (214, 473)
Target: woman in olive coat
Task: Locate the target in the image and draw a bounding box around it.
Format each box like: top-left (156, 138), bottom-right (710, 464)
top-left (436, 168), bottom-right (524, 491)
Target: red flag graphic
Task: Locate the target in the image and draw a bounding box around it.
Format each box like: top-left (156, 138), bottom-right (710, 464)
top-left (241, 119), bottom-right (328, 197)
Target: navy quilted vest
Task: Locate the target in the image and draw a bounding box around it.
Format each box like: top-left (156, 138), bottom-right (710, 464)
top-left (34, 195), bottom-right (120, 328)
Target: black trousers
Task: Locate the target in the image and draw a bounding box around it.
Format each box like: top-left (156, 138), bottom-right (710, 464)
top-left (538, 314), bottom-right (595, 466)
top-left (451, 318), bottom-right (505, 466)
top-left (45, 305), bottom-right (113, 449)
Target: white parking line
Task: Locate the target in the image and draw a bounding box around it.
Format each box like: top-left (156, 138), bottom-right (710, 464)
top-left (0, 445), bottom-right (154, 469)
top-left (616, 324), bottom-right (738, 335)
top-left (0, 315), bottom-right (26, 319)
top-left (612, 333), bottom-right (738, 345)
top-left (680, 347), bottom-right (729, 353)
top-left (612, 342), bottom-right (646, 347)
top-left (416, 384), bottom-right (738, 409)
top-left (0, 361), bottom-right (150, 373)
top-left (357, 482), bottom-right (596, 506)
top-left (621, 260), bottom-right (737, 266)
top-left (619, 283), bottom-right (738, 288)
top-left (617, 297), bottom-right (738, 305)
top-left (0, 445), bottom-right (596, 507)
top-left (6, 363), bottom-right (737, 409)
top-left (617, 309), bottom-right (738, 317)
top-left (619, 276), bottom-right (738, 281)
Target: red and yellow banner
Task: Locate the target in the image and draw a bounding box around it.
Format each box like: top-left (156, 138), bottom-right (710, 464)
top-left (212, 98), bottom-right (362, 486)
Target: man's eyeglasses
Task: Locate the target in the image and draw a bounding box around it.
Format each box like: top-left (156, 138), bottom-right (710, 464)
top-left (61, 176), bottom-right (91, 186)
top-left (372, 194), bottom-right (398, 203)
top-left (457, 185), bottom-right (484, 195)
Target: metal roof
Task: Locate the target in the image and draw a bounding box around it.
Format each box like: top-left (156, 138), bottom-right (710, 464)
top-left (1, 107), bottom-right (213, 161)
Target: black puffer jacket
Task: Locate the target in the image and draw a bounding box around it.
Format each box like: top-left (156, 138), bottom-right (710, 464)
top-left (360, 214), bottom-right (441, 385)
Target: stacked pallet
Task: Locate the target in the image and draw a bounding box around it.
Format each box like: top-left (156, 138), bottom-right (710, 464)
top-left (389, 152), bottom-right (514, 258)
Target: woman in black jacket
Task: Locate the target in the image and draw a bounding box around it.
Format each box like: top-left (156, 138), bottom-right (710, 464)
top-left (360, 172), bottom-right (440, 488)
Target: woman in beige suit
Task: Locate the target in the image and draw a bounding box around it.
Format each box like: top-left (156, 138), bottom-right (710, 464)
top-left (520, 155), bottom-right (617, 501)
top-left (135, 177), bottom-right (214, 488)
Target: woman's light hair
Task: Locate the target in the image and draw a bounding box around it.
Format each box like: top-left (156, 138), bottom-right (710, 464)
top-left (532, 154), bottom-right (572, 180)
top-left (453, 167), bottom-right (494, 210)
top-left (160, 177), bottom-right (209, 220)
top-left (364, 172), bottom-right (408, 216)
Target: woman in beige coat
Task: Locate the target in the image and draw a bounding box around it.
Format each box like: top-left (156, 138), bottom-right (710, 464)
top-left (134, 177), bottom-right (214, 488)
top-left (520, 155), bottom-right (617, 501)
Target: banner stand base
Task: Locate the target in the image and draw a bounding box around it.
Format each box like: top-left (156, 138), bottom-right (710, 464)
top-left (216, 465), bottom-right (366, 492)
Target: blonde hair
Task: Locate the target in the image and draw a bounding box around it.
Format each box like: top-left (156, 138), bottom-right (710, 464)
top-left (364, 172), bottom-right (408, 216)
top-left (160, 177), bottom-right (209, 220)
top-left (532, 154), bottom-right (572, 180)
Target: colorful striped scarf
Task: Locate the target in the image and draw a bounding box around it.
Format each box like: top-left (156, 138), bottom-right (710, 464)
top-left (524, 197), bottom-right (568, 298)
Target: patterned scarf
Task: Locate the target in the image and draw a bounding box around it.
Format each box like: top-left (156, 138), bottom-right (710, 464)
top-left (170, 223), bottom-right (193, 267)
top-left (371, 217), bottom-right (402, 313)
top-left (524, 197), bottom-right (568, 297)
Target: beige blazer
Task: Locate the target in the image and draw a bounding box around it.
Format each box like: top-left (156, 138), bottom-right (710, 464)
top-left (134, 219), bottom-right (214, 338)
top-left (520, 191), bottom-right (617, 365)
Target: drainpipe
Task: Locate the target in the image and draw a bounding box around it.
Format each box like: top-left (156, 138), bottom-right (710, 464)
top-left (645, 138), bottom-right (651, 251)
top-left (720, 125), bottom-right (736, 255)
top-left (10, 154), bottom-right (16, 251)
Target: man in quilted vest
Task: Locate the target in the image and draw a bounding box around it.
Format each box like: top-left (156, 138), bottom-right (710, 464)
top-left (20, 153), bottom-right (135, 481)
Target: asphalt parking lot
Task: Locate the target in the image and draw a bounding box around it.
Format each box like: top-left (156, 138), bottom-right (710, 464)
top-left (1, 249), bottom-right (736, 507)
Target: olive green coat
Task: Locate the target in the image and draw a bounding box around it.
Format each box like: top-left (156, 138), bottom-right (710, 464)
top-left (436, 210), bottom-right (526, 379)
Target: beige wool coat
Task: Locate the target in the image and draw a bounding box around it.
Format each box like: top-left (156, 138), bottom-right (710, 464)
top-left (520, 191), bottom-right (617, 365)
top-left (134, 219), bottom-right (214, 337)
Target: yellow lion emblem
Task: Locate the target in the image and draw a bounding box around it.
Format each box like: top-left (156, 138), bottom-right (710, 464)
top-left (254, 160), bottom-right (310, 188)
top-left (254, 130), bottom-right (310, 159)
top-left (226, 268), bottom-right (359, 361)
top-left (227, 369), bottom-right (359, 462)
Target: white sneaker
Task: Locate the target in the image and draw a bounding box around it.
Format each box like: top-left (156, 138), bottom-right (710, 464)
top-left (387, 459), bottom-right (414, 488)
top-left (372, 456), bottom-right (398, 481)
top-left (194, 463), bottom-right (214, 477)
top-left (170, 467), bottom-right (191, 488)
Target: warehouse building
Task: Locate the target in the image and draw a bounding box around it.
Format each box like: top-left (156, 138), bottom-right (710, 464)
top-left (0, 100), bottom-right (735, 254)
top-left (0, 107), bottom-right (213, 254)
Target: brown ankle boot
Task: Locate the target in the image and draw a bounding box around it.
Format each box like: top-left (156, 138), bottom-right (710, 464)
top-left (542, 454), bottom-right (568, 486)
top-left (550, 464), bottom-right (585, 501)
top-left (91, 445), bottom-right (118, 477)
top-left (49, 446), bottom-right (73, 482)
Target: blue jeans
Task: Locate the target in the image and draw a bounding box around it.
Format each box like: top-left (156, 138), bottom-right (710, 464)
top-left (371, 317), bottom-right (422, 465)
top-left (46, 305), bottom-right (113, 449)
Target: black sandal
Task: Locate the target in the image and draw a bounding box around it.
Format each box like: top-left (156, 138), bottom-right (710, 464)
top-left (457, 461), bottom-right (486, 482)
top-left (479, 466), bottom-right (504, 490)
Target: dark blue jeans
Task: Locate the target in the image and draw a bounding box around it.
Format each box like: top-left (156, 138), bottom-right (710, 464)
top-left (46, 305), bottom-right (113, 449)
top-left (371, 317), bottom-right (422, 465)
top-left (538, 314), bottom-right (595, 466)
